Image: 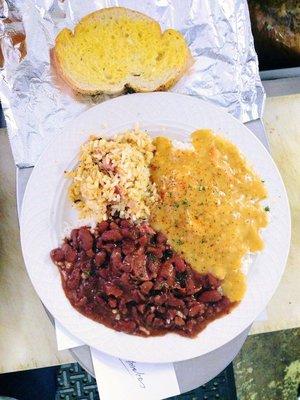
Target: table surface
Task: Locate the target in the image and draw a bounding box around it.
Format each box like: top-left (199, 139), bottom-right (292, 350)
top-left (0, 94), bottom-right (299, 374)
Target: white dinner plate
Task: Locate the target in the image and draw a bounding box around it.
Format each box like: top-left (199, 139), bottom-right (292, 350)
top-left (20, 92), bottom-right (291, 363)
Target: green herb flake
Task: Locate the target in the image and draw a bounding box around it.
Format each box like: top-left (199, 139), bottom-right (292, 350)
top-left (177, 239), bottom-right (184, 246)
top-left (264, 206), bottom-right (270, 212)
top-left (181, 199), bottom-right (190, 206)
top-left (148, 253), bottom-right (157, 262)
top-left (173, 202), bottom-right (180, 208)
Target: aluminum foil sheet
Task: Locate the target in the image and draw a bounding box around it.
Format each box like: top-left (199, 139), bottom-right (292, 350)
top-left (0, 0), bottom-right (265, 167)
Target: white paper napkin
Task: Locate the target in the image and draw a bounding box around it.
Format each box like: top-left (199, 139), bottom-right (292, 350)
top-left (90, 348), bottom-right (180, 400)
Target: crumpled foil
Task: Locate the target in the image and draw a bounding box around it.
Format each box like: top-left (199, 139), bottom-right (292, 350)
top-left (0, 0), bottom-right (265, 167)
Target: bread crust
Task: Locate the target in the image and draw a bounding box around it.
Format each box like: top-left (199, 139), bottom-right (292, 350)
top-left (53, 7), bottom-right (193, 95)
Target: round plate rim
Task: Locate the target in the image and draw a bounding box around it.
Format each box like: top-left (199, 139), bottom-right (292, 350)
top-left (20, 92), bottom-right (291, 363)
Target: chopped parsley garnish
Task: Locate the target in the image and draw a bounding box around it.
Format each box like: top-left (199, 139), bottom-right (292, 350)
top-left (148, 253), bottom-right (157, 261)
top-left (177, 239), bottom-right (184, 245)
top-left (264, 206), bottom-right (270, 212)
top-left (173, 202), bottom-right (180, 208)
top-left (181, 199), bottom-right (190, 206)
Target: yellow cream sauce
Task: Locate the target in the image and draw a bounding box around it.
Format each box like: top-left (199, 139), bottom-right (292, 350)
top-left (150, 130), bottom-right (268, 302)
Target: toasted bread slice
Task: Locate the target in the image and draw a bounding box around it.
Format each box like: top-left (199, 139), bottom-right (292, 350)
top-left (53, 7), bottom-right (193, 95)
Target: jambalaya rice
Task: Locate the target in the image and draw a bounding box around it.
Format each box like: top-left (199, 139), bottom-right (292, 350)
top-left (67, 129), bottom-right (157, 221)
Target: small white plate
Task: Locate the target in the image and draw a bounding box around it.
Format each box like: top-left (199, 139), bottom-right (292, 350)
top-left (20, 92), bottom-right (290, 363)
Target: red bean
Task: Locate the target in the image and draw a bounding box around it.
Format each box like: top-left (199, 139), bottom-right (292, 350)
top-left (119, 272), bottom-right (130, 286)
top-left (138, 235), bottom-right (148, 246)
top-left (186, 277), bottom-right (198, 295)
top-left (70, 229), bottom-right (79, 246)
top-left (102, 229), bottom-right (123, 242)
top-left (174, 316), bottom-right (185, 326)
top-left (139, 224), bottom-right (155, 235)
top-left (146, 313), bottom-right (155, 325)
top-left (140, 281), bottom-right (153, 295)
top-left (167, 296), bottom-right (185, 308)
top-left (167, 309), bottom-right (177, 320)
top-left (62, 243), bottom-right (77, 263)
top-left (153, 318), bottom-right (164, 328)
top-left (116, 320), bottom-right (136, 333)
top-left (110, 248), bottom-right (122, 269)
top-left (108, 299), bottom-right (117, 308)
top-left (131, 253), bottom-right (148, 280)
top-left (78, 228), bottom-right (93, 251)
top-left (74, 296), bottom-right (88, 308)
top-left (120, 220), bottom-right (131, 228)
top-left (154, 294), bottom-right (168, 305)
top-left (189, 303), bottom-right (205, 317)
top-left (103, 283), bottom-right (123, 298)
top-left (50, 248), bottom-right (64, 263)
top-left (122, 241), bottom-right (135, 255)
top-left (99, 268), bottom-right (109, 279)
top-left (51, 219), bottom-right (232, 338)
top-left (159, 262), bottom-right (175, 280)
top-left (207, 273), bottom-right (220, 289)
top-left (97, 221), bottom-right (109, 234)
top-left (94, 251), bottom-right (106, 267)
top-left (198, 290), bottom-right (222, 303)
top-left (109, 222), bottom-right (119, 230)
top-left (172, 256), bottom-right (186, 272)
top-left (156, 232), bottom-right (167, 244)
top-left (102, 243), bottom-right (115, 253)
top-left (147, 260), bottom-right (160, 276)
top-left (130, 289), bottom-right (145, 302)
top-left (67, 269), bottom-right (81, 290)
top-left (147, 245), bottom-right (163, 258)
top-left (86, 249), bottom-right (94, 258)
